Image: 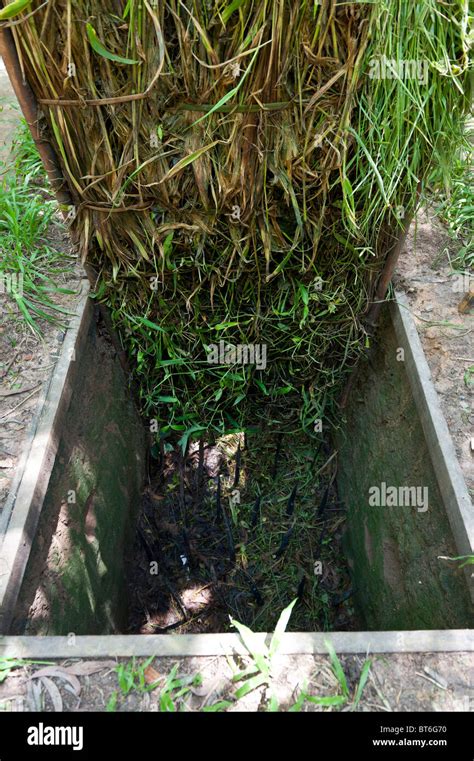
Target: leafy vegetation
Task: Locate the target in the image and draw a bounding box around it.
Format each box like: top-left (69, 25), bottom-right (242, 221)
top-left (0, 119), bottom-right (75, 334)
top-left (0, 603), bottom-right (368, 712)
top-left (157, 664), bottom-right (203, 712)
top-left (7, 0), bottom-right (471, 441)
top-left (435, 132), bottom-right (474, 272)
top-left (114, 657), bottom-right (203, 711)
top-left (0, 658), bottom-right (53, 683)
top-left (289, 642), bottom-right (372, 712)
top-left (9, 118), bottom-right (46, 183)
top-left (228, 601), bottom-right (371, 711)
top-left (115, 655), bottom-right (161, 695)
top-left (230, 598), bottom-right (297, 709)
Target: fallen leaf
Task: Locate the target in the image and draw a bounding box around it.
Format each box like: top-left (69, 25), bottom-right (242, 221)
top-left (31, 667), bottom-right (81, 696)
top-left (26, 680), bottom-right (43, 711)
top-left (148, 490), bottom-right (165, 502)
top-left (65, 661), bottom-right (116, 676)
top-left (41, 677), bottom-right (63, 712)
top-left (144, 665), bottom-right (161, 686)
top-left (0, 385), bottom-right (40, 397)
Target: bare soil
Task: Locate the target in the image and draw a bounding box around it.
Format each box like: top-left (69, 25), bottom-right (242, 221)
top-left (0, 652), bottom-right (472, 713)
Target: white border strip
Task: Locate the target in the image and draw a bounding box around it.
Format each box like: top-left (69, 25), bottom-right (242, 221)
top-left (0, 630), bottom-right (472, 658)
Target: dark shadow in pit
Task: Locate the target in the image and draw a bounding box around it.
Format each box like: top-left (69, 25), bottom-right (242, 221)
top-left (125, 432), bottom-right (357, 634)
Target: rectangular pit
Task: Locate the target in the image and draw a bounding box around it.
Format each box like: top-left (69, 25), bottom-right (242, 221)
top-left (0, 290), bottom-right (472, 657)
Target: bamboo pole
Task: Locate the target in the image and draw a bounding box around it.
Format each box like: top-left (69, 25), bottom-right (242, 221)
top-left (0, 26), bottom-right (135, 380)
top-left (0, 26), bottom-right (72, 206)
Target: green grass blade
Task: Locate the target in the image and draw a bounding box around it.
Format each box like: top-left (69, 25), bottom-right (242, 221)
top-left (86, 23), bottom-right (139, 65)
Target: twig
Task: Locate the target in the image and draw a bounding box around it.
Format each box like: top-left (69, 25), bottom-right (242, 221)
top-left (415, 671), bottom-right (448, 691)
top-left (0, 384), bottom-right (42, 398)
top-left (313, 450), bottom-right (337, 477)
top-left (0, 384), bottom-right (42, 420)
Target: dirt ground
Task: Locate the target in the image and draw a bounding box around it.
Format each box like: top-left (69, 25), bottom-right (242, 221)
top-left (395, 209), bottom-right (473, 497)
top-left (0, 234), bottom-right (85, 519)
top-left (0, 652), bottom-right (472, 712)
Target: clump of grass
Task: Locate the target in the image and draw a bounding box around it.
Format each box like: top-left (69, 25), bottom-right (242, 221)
top-left (230, 597), bottom-right (297, 710)
top-left (434, 131), bottom-right (474, 271)
top-left (6, 0), bottom-right (472, 436)
top-left (230, 602), bottom-right (370, 710)
top-left (290, 640), bottom-right (372, 712)
top-left (114, 657), bottom-right (202, 711)
top-left (10, 117), bottom-right (47, 184)
top-left (115, 656), bottom-right (161, 695)
top-left (0, 121), bottom-right (75, 334)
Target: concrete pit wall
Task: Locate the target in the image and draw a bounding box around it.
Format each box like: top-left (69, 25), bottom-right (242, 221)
top-left (337, 299), bottom-right (474, 631)
top-left (6, 299), bottom-right (146, 635)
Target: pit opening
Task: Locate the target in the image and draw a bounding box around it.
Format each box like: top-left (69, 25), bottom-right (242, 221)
top-left (2, 296), bottom-right (473, 639)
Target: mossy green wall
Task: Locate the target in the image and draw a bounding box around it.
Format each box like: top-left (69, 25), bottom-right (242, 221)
top-left (337, 309), bottom-right (473, 630)
top-left (12, 308), bottom-right (145, 635)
